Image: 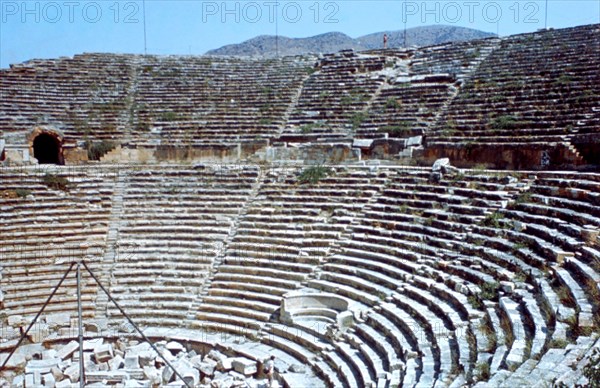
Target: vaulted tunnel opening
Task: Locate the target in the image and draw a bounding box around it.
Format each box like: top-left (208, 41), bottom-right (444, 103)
top-left (33, 133), bottom-right (63, 164)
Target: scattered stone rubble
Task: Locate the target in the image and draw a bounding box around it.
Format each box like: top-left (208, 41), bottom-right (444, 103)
top-left (0, 340), bottom-right (278, 388)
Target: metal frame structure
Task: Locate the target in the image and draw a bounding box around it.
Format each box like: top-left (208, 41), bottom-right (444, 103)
top-left (0, 261), bottom-right (192, 388)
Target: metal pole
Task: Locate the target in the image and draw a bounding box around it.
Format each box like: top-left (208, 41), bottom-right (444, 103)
top-left (275, 3), bottom-right (279, 58)
top-left (76, 262), bottom-right (85, 388)
top-left (1, 262), bottom-right (75, 370)
top-left (143, 0), bottom-right (148, 55)
top-left (545, 0), bottom-right (548, 29)
top-left (403, 0), bottom-right (407, 47)
top-left (81, 261), bottom-right (192, 388)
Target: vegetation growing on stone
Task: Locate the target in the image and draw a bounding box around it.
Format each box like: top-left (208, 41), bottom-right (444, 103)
top-left (298, 166), bottom-right (332, 184)
top-left (86, 140), bottom-right (116, 161)
top-left (42, 173), bottom-right (69, 191)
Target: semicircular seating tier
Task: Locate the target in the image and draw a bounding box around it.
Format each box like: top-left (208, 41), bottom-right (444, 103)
top-left (1, 165), bottom-right (598, 387)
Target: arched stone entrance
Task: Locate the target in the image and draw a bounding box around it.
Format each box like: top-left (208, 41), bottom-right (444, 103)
top-left (33, 133), bottom-right (61, 164)
top-left (28, 127), bottom-right (64, 165)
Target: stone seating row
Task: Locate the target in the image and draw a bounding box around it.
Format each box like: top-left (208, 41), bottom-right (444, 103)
top-left (410, 38), bottom-right (499, 76)
top-left (103, 166), bottom-right (260, 326)
top-left (0, 168), bottom-right (116, 320)
top-left (194, 168), bottom-right (387, 333)
top-left (1, 53), bottom-right (312, 145)
top-left (430, 25), bottom-right (599, 146)
top-left (303, 168), bottom-right (599, 385)
top-left (2, 165), bottom-right (599, 387)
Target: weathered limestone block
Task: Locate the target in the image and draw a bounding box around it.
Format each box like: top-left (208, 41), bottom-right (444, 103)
top-left (28, 323), bottom-right (49, 343)
top-left (54, 378), bottom-right (72, 388)
top-left (83, 339), bottom-right (103, 351)
top-left (162, 365), bottom-right (175, 384)
top-left (581, 226), bottom-right (598, 244)
top-left (63, 363), bottom-right (80, 382)
top-left (11, 375), bottom-right (25, 388)
top-left (56, 341), bottom-right (79, 361)
top-left (93, 344), bottom-right (113, 363)
top-left (25, 374), bottom-right (34, 387)
top-left (50, 367), bottom-right (63, 381)
top-left (206, 350), bottom-right (227, 364)
top-left (232, 357), bottom-right (257, 376)
top-left (165, 341), bottom-right (184, 355)
top-left (500, 281), bottom-right (515, 293)
top-left (337, 310), bottom-right (354, 330)
top-left (128, 342), bottom-right (156, 367)
top-left (25, 358), bottom-right (60, 374)
top-left (96, 362), bottom-right (109, 371)
top-left (432, 158), bottom-right (450, 172)
top-left (8, 315), bottom-right (25, 327)
top-left (124, 355), bottom-right (140, 369)
top-left (42, 350), bottom-right (58, 360)
top-left (143, 366), bottom-right (161, 386)
top-left (45, 314), bottom-right (71, 328)
top-left (406, 136), bottom-right (423, 147)
top-left (85, 371), bottom-right (130, 384)
top-left (42, 372), bottom-right (56, 388)
top-left (180, 367), bottom-right (200, 387)
top-left (189, 354), bottom-right (203, 369)
top-left (201, 361), bottom-right (218, 375)
top-left (551, 248), bottom-right (574, 264)
top-left (109, 355), bottom-right (124, 371)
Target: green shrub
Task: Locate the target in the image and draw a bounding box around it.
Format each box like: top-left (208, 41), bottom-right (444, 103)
top-left (556, 285), bottom-right (576, 308)
top-left (490, 115), bottom-right (518, 130)
top-left (350, 112), bottom-right (367, 129)
top-left (385, 98), bottom-right (400, 110)
top-left (300, 123), bottom-right (319, 133)
top-left (304, 66), bottom-right (316, 75)
top-left (500, 315), bottom-right (514, 346)
top-left (514, 270), bottom-right (527, 283)
top-left (548, 338), bottom-right (568, 349)
top-left (515, 192), bottom-right (532, 204)
top-left (137, 121), bottom-right (151, 132)
top-left (442, 120), bottom-right (457, 137)
top-left (583, 347), bottom-right (600, 387)
top-left (474, 362), bottom-right (490, 380)
top-left (86, 140), bottom-right (116, 161)
top-left (480, 212), bottom-right (505, 228)
top-left (298, 166), bottom-right (332, 184)
top-left (480, 282), bottom-right (500, 300)
top-left (340, 95), bottom-right (353, 106)
top-left (468, 294), bottom-right (483, 309)
top-left (472, 238), bottom-right (485, 246)
top-left (160, 111), bottom-right (183, 121)
top-left (479, 318), bottom-right (497, 349)
top-left (259, 103), bottom-right (274, 114)
top-left (42, 173), bottom-right (69, 191)
top-left (554, 74), bottom-right (573, 86)
top-left (379, 123), bottom-right (411, 135)
top-left (15, 189), bottom-right (31, 198)
top-left (512, 242), bottom-right (527, 252)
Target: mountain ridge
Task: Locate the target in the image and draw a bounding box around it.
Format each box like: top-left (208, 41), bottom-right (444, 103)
top-left (206, 25), bottom-right (496, 57)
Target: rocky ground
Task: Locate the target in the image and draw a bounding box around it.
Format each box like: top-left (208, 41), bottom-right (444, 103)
top-left (0, 339), bottom-right (279, 387)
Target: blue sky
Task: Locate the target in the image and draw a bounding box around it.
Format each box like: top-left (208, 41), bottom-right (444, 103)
top-left (1, 0), bottom-right (599, 68)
